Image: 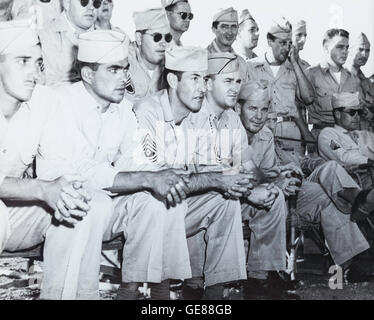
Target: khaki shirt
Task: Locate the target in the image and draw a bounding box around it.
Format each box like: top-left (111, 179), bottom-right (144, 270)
top-left (11, 0), bottom-right (61, 27)
top-left (38, 12), bottom-right (82, 85)
top-left (126, 42), bottom-right (166, 102)
top-left (0, 86), bottom-right (55, 182)
top-left (36, 82), bottom-right (142, 190)
top-left (305, 62), bottom-right (361, 125)
top-left (248, 126), bottom-right (279, 177)
top-left (318, 125), bottom-right (369, 167)
top-left (247, 54), bottom-right (299, 117)
top-left (207, 40), bottom-right (249, 81)
top-left (132, 89), bottom-right (195, 171)
top-left (187, 99), bottom-right (253, 173)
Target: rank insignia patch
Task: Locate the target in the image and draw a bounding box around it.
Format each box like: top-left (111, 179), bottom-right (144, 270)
top-left (330, 140), bottom-right (341, 151)
top-left (142, 134), bottom-right (157, 163)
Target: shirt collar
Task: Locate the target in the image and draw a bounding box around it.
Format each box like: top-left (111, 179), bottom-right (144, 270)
top-left (75, 81), bottom-right (119, 114)
top-left (211, 39), bottom-right (234, 54)
top-left (320, 61), bottom-right (349, 75)
top-left (159, 89), bottom-right (174, 123)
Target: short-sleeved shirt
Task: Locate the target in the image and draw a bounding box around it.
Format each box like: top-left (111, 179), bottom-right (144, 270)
top-left (305, 62), bottom-right (361, 126)
top-left (133, 90), bottom-right (253, 173)
top-left (36, 82), bottom-right (142, 190)
top-left (126, 42), bottom-right (166, 102)
top-left (207, 40), bottom-right (249, 81)
top-left (318, 125), bottom-right (369, 167)
top-left (0, 86), bottom-right (54, 181)
top-left (187, 99), bottom-right (253, 173)
top-left (247, 54), bottom-right (299, 117)
top-left (38, 12), bottom-right (83, 85)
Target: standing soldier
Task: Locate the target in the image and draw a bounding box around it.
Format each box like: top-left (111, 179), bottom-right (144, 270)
top-left (292, 20), bottom-right (310, 70)
top-left (247, 17), bottom-right (315, 168)
top-left (346, 33), bottom-right (374, 132)
top-left (127, 8), bottom-right (172, 101)
top-left (305, 29), bottom-right (361, 137)
top-left (38, 0), bottom-right (102, 85)
top-left (233, 9), bottom-right (259, 61)
top-left (162, 0), bottom-right (193, 46)
top-left (95, 0), bottom-right (123, 33)
top-left (207, 7), bottom-right (248, 80)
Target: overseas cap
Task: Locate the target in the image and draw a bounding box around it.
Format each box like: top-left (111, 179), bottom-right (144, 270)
top-left (208, 52), bottom-right (239, 75)
top-left (239, 80), bottom-right (270, 106)
top-left (213, 7), bottom-right (238, 23)
top-left (268, 16), bottom-right (292, 40)
top-left (161, 0), bottom-right (188, 8)
top-left (0, 19), bottom-right (39, 55)
top-left (133, 8), bottom-right (170, 31)
top-left (332, 92), bottom-right (360, 109)
top-left (239, 9), bottom-right (255, 25)
top-left (165, 45), bottom-right (208, 72)
top-left (293, 20), bottom-right (307, 34)
top-left (78, 30), bottom-right (130, 64)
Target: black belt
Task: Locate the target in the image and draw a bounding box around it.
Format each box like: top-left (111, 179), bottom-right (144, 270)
top-left (313, 123), bottom-right (334, 130)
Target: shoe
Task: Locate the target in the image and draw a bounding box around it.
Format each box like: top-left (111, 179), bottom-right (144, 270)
top-left (351, 188), bottom-right (374, 222)
top-left (268, 272), bottom-right (299, 291)
top-left (345, 264), bottom-right (374, 284)
top-left (182, 285), bottom-right (204, 300)
top-left (243, 278), bottom-right (275, 300)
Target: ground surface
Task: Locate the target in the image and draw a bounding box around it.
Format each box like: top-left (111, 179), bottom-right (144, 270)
top-left (1, 255), bottom-right (374, 300)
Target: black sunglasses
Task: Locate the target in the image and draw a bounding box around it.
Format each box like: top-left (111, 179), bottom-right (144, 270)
top-left (176, 12), bottom-right (194, 21)
top-left (80, 0), bottom-right (102, 9)
top-left (145, 32), bottom-right (173, 43)
top-left (341, 109), bottom-right (364, 117)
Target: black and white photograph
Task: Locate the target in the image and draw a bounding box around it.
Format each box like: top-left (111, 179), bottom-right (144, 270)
top-left (0, 0), bottom-right (374, 306)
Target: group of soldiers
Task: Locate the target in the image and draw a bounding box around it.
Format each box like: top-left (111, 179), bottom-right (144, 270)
top-left (0, 0), bottom-right (373, 300)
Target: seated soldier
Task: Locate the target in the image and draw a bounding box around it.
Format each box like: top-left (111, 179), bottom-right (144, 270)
top-left (319, 92), bottom-right (374, 219)
top-left (35, 30), bottom-right (193, 300)
top-left (132, 46), bottom-right (254, 300)
top-left (0, 19), bottom-right (114, 300)
top-left (188, 54), bottom-right (292, 300)
top-left (237, 82), bottom-right (372, 287)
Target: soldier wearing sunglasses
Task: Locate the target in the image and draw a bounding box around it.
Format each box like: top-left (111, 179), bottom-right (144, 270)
top-left (38, 0), bottom-right (102, 85)
top-left (162, 0), bottom-right (193, 46)
top-left (127, 8), bottom-right (172, 102)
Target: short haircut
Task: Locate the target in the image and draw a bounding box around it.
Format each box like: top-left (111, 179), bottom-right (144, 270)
top-left (76, 60), bottom-right (100, 78)
top-left (163, 68), bottom-right (183, 89)
top-left (165, 0), bottom-right (189, 12)
top-left (323, 28), bottom-right (349, 46)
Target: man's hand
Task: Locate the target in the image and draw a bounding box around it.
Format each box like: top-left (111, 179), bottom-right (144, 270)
top-left (289, 44), bottom-right (300, 65)
top-left (149, 169), bottom-right (191, 207)
top-left (221, 173), bottom-right (256, 200)
top-left (247, 184), bottom-right (279, 209)
top-left (41, 176), bottom-right (91, 226)
top-left (275, 166), bottom-right (303, 197)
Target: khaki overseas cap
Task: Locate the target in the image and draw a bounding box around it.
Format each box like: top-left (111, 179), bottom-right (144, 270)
top-left (133, 8), bottom-right (170, 31)
top-left (208, 52), bottom-right (239, 75)
top-left (0, 19), bottom-right (39, 55)
top-left (78, 30), bottom-right (130, 64)
top-left (165, 45), bottom-right (208, 72)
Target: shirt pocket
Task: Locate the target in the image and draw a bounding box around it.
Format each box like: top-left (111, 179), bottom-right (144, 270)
top-left (315, 86), bottom-right (332, 112)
